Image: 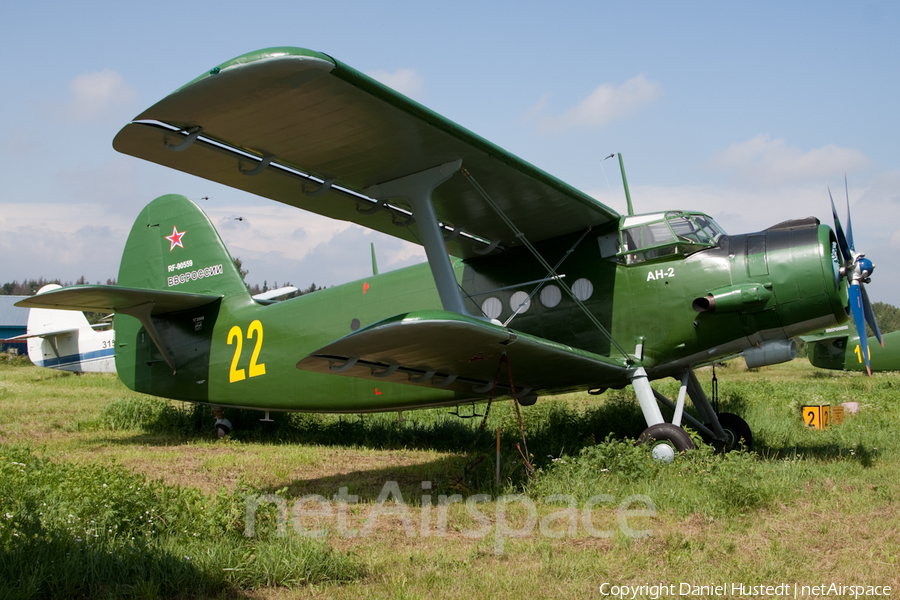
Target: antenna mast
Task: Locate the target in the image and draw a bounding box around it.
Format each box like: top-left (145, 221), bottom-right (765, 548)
top-left (618, 153), bottom-right (634, 216)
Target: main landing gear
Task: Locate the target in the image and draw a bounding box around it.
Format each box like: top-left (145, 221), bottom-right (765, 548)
top-left (630, 367), bottom-right (751, 460)
top-left (707, 412), bottom-right (752, 452)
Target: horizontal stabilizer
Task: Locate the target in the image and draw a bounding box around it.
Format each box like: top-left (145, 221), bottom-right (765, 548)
top-left (15, 285), bottom-right (220, 315)
top-left (252, 286), bottom-right (298, 302)
top-left (3, 327), bottom-right (80, 342)
top-left (297, 310), bottom-right (630, 397)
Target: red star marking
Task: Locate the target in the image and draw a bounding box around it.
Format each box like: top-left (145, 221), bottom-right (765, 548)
top-left (363, 282), bottom-right (369, 294)
top-left (165, 226), bottom-right (186, 251)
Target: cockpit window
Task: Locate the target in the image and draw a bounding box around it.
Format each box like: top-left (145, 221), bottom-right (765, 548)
top-left (669, 213), bottom-right (724, 244)
top-left (616, 212), bottom-right (725, 264)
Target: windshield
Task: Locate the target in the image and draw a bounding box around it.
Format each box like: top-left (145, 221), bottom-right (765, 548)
top-left (667, 213), bottom-right (725, 244)
top-left (617, 212), bottom-right (725, 263)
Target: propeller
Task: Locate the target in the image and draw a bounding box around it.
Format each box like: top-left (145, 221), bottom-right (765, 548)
top-left (829, 175), bottom-right (883, 375)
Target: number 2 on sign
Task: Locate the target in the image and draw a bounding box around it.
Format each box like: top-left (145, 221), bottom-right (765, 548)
top-left (227, 320), bottom-right (267, 383)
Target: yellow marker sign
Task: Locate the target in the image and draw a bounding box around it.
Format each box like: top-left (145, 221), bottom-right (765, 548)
top-left (832, 405), bottom-right (844, 426)
top-left (802, 405), bottom-right (844, 429)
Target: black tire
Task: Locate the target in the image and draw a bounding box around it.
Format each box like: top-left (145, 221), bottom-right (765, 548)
top-left (637, 423), bottom-right (695, 455)
top-left (704, 412), bottom-right (752, 451)
top-left (215, 423), bottom-right (231, 439)
top-left (518, 394), bottom-right (537, 406)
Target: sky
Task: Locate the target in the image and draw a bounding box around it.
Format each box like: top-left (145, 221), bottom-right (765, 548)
top-left (1, 1), bottom-right (899, 305)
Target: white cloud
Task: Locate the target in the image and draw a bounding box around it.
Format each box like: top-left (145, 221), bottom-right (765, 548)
top-left (0, 197), bottom-right (425, 290)
top-left (531, 75), bottom-right (663, 132)
top-left (204, 204), bottom-right (354, 265)
top-left (203, 203), bottom-right (425, 286)
top-left (65, 69), bottom-right (137, 121)
top-left (708, 135), bottom-right (870, 186)
top-left (858, 170), bottom-right (900, 207)
top-left (368, 68), bottom-right (425, 100)
top-left (0, 203), bottom-right (131, 281)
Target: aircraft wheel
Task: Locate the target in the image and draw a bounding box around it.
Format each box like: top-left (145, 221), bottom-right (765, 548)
top-left (637, 423), bottom-right (695, 462)
top-left (215, 418), bottom-right (233, 439)
top-left (705, 412), bottom-right (752, 452)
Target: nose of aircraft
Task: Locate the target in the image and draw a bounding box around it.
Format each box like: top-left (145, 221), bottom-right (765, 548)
top-left (829, 177), bottom-right (882, 375)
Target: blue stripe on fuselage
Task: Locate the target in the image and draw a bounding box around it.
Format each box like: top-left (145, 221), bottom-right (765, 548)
top-left (33, 347), bottom-right (114, 369)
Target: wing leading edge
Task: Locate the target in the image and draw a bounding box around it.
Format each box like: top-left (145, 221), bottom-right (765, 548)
top-left (296, 310), bottom-right (631, 398)
top-left (113, 47), bottom-right (620, 260)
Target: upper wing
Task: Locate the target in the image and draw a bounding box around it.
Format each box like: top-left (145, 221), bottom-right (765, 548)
top-left (296, 310), bottom-right (631, 397)
top-left (113, 47), bottom-right (619, 260)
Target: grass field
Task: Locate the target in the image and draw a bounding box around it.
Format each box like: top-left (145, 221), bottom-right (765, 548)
top-left (0, 357), bottom-right (898, 599)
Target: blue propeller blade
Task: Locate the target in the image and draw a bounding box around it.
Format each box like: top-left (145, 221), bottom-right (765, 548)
top-left (828, 183), bottom-right (852, 263)
top-left (844, 175), bottom-right (855, 253)
top-left (848, 282), bottom-right (872, 376)
top-left (860, 283), bottom-right (884, 348)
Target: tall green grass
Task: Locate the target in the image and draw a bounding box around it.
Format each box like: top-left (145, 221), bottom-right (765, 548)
top-left (0, 445), bottom-right (363, 599)
top-left (96, 368), bottom-right (900, 510)
top-left (2, 360), bottom-right (899, 597)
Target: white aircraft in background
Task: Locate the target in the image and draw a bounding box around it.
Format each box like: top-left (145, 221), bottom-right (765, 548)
top-left (7, 284), bottom-right (116, 373)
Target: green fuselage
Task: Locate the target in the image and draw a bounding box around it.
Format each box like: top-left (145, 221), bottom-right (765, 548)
top-left (114, 198), bottom-right (846, 412)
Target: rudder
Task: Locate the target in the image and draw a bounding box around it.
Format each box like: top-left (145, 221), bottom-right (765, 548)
top-left (118, 194), bottom-right (249, 298)
top-left (115, 194), bottom-right (245, 399)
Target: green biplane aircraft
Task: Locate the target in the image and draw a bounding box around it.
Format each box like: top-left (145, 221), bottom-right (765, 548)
top-left (18, 47), bottom-right (882, 459)
top-left (804, 327), bottom-right (899, 372)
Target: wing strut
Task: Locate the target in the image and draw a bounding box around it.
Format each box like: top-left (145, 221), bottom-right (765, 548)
top-left (461, 169), bottom-right (632, 360)
top-left (365, 160), bottom-right (475, 318)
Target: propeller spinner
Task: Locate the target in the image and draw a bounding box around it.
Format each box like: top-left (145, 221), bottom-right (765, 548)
top-left (829, 175), bottom-right (883, 375)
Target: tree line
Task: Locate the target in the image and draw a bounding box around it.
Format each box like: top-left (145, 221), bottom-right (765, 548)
top-left (1, 257), bottom-right (324, 301)
top-left (0, 277), bottom-right (117, 296)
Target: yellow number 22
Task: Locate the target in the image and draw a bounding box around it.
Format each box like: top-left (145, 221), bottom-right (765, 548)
top-left (227, 320), bottom-right (267, 383)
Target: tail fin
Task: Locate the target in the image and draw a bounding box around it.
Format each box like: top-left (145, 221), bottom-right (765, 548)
top-left (113, 194), bottom-right (244, 396)
top-left (118, 194), bottom-right (249, 298)
top-left (26, 284), bottom-right (92, 335)
top-left (15, 195), bottom-right (242, 396)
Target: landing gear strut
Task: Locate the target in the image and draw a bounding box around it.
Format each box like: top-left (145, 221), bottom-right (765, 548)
top-left (630, 367), bottom-right (752, 458)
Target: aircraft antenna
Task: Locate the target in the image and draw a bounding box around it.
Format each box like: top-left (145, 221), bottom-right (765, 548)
top-left (618, 153), bottom-right (635, 216)
top-left (370, 242), bottom-right (379, 276)
top-left (600, 153), bottom-right (616, 195)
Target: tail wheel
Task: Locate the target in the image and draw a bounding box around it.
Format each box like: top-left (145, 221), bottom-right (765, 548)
top-left (705, 412), bottom-right (752, 451)
top-left (214, 418), bottom-right (233, 439)
top-left (638, 423), bottom-right (695, 462)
